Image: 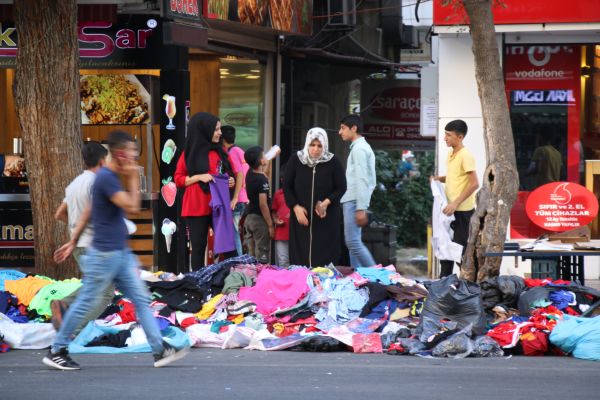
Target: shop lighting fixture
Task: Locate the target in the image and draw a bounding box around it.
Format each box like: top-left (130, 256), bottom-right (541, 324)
top-left (245, 75), bottom-right (260, 79)
top-left (250, 69), bottom-right (260, 73)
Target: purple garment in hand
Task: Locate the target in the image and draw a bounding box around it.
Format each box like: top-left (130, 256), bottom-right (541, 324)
top-left (209, 174), bottom-right (236, 254)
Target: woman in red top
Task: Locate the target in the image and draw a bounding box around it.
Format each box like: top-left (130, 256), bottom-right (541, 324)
top-left (174, 112), bottom-right (240, 269)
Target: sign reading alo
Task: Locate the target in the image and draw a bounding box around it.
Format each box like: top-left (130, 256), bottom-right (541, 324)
top-left (525, 182), bottom-right (598, 231)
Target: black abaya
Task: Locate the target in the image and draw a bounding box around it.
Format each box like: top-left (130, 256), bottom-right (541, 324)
top-left (283, 155), bottom-right (346, 267)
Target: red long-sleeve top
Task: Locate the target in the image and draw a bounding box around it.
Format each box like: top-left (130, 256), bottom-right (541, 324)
top-left (174, 151), bottom-right (237, 217)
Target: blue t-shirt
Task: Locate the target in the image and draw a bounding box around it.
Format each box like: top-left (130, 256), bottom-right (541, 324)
top-left (91, 167), bottom-right (128, 251)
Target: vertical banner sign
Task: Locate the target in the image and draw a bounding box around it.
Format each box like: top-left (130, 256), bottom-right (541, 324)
top-left (159, 70), bottom-right (190, 274)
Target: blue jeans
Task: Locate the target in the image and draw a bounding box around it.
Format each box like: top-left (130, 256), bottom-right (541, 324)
top-left (343, 201), bottom-right (376, 268)
top-left (232, 202), bottom-right (247, 256)
top-left (52, 247), bottom-right (164, 356)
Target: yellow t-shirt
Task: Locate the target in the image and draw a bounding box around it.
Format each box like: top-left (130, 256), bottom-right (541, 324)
top-left (445, 147), bottom-right (477, 211)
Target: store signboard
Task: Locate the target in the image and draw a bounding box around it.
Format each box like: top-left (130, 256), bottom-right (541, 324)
top-left (0, 16), bottom-right (164, 69)
top-left (164, 0), bottom-right (202, 23)
top-left (204, 0), bottom-right (313, 35)
top-left (525, 182), bottom-right (598, 231)
top-left (0, 207), bottom-right (34, 269)
top-left (434, 0), bottom-right (600, 25)
top-left (512, 90), bottom-right (576, 106)
top-left (361, 79), bottom-right (433, 149)
top-left (504, 45), bottom-right (580, 89)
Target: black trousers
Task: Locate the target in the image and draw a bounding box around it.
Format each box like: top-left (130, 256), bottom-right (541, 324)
top-left (186, 216), bottom-right (211, 269)
top-left (440, 209), bottom-right (474, 278)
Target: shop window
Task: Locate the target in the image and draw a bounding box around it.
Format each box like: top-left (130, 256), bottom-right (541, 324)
top-left (219, 58), bottom-right (264, 149)
top-left (505, 44), bottom-right (600, 238)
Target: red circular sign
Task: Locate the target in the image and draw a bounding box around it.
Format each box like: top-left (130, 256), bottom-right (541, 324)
top-left (525, 182), bottom-right (599, 231)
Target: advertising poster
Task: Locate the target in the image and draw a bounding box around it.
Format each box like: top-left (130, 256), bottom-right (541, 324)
top-left (205, 0), bottom-right (313, 35)
top-left (525, 182), bottom-right (598, 231)
top-left (80, 74), bottom-right (155, 125)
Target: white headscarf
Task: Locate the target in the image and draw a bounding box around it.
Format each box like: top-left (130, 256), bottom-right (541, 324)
top-left (297, 127), bottom-right (334, 167)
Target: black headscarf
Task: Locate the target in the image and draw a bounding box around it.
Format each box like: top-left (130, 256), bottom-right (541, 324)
top-left (184, 112), bottom-right (233, 193)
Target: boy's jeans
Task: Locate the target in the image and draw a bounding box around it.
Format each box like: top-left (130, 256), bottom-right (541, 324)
top-left (232, 202), bottom-right (247, 256)
top-left (51, 247), bottom-right (164, 356)
top-left (343, 201), bottom-right (376, 268)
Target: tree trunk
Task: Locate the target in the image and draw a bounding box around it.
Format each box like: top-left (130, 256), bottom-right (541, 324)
top-left (458, 0), bottom-right (519, 282)
top-left (13, 0), bottom-right (82, 279)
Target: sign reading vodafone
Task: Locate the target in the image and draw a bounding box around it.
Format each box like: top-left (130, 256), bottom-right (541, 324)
top-left (525, 182), bottom-right (599, 232)
top-left (504, 45), bottom-right (580, 88)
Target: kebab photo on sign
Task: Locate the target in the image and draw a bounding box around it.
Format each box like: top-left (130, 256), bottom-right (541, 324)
top-left (80, 75), bottom-right (151, 125)
top-left (237, 0), bottom-right (268, 25)
top-left (269, 0), bottom-right (293, 31)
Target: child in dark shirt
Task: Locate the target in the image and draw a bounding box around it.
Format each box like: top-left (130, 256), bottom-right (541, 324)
top-left (243, 146), bottom-right (274, 263)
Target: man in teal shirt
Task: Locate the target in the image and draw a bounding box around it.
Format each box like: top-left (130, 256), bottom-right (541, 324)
top-left (339, 114), bottom-right (376, 267)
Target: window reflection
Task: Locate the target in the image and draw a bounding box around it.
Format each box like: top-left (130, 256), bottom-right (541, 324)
top-left (219, 58), bottom-right (264, 149)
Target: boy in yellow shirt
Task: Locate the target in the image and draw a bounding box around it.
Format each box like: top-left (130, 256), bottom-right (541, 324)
top-left (432, 120), bottom-right (479, 277)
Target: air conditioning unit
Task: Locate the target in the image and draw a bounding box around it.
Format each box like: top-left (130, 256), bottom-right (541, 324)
top-left (327, 0), bottom-right (357, 27)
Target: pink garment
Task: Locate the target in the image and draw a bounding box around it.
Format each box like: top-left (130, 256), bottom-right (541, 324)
top-left (228, 146), bottom-right (249, 203)
top-left (238, 268), bottom-right (311, 315)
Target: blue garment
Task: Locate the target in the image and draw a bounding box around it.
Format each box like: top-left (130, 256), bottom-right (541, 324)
top-left (185, 254), bottom-right (257, 286)
top-left (363, 299), bottom-right (399, 321)
top-left (0, 270), bottom-right (26, 291)
top-left (340, 137), bottom-right (376, 210)
top-left (209, 174), bottom-right (236, 254)
top-left (232, 202), bottom-right (247, 256)
top-left (91, 167), bottom-right (128, 251)
top-left (549, 315), bottom-right (600, 361)
top-left (356, 267), bottom-right (394, 284)
top-left (70, 323), bottom-right (189, 354)
top-left (549, 290), bottom-right (575, 310)
top-left (343, 201), bottom-right (376, 268)
top-left (52, 247), bottom-right (164, 356)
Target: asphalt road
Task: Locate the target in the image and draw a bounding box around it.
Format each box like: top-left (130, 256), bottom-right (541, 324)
top-left (1, 348), bottom-right (598, 400)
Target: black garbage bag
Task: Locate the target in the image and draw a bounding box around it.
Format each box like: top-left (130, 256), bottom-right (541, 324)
top-left (471, 335), bottom-right (504, 357)
top-left (417, 274), bottom-right (486, 342)
top-left (381, 327), bottom-right (412, 350)
top-left (518, 283), bottom-right (600, 316)
top-left (480, 276), bottom-right (526, 311)
top-left (398, 338), bottom-right (426, 355)
top-left (431, 326), bottom-right (474, 358)
top-left (288, 336), bottom-right (347, 352)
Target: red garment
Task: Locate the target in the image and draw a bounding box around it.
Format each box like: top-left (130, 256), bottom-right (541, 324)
top-left (117, 299), bottom-right (137, 324)
top-left (271, 189), bottom-right (290, 241)
top-left (524, 278), bottom-right (572, 287)
top-left (174, 151), bottom-right (238, 217)
top-left (521, 330), bottom-right (548, 356)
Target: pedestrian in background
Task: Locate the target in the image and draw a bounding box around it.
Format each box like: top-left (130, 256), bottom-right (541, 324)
top-left (221, 125), bottom-right (249, 256)
top-left (48, 130), bottom-right (189, 370)
top-left (283, 128), bottom-right (346, 267)
top-left (431, 119), bottom-right (479, 278)
top-left (51, 141), bottom-right (113, 332)
top-left (271, 163), bottom-right (290, 267)
top-left (174, 112), bottom-right (239, 269)
top-left (338, 114), bottom-right (377, 268)
top-left (244, 146), bottom-right (274, 263)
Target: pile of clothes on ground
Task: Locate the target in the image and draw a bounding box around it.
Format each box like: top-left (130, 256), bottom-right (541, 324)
top-left (1, 255), bottom-right (599, 361)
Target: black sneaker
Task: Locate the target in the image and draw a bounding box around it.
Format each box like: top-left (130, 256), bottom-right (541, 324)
top-left (153, 342), bottom-right (190, 368)
top-left (42, 349), bottom-right (80, 371)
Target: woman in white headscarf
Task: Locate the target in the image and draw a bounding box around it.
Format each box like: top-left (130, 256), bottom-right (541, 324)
top-left (283, 128), bottom-right (346, 267)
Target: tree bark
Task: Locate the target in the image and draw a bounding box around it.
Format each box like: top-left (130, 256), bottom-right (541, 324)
top-left (13, 0), bottom-right (82, 279)
top-left (458, 0), bottom-right (519, 282)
